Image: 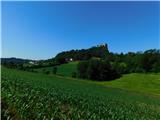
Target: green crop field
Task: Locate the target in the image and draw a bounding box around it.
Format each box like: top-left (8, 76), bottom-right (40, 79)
top-left (2, 67), bottom-right (160, 119)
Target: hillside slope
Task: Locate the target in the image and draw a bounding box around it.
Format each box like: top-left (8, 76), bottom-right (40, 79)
top-left (56, 61), bottom-right (78, 77)
top-left (98, 73), bottom-right (160, 96)
top-left (2, 67), bottom-right (160, 119)
top-left (34, 61), bottom-right (78, 77)
top-left (34, 62), bottom-right (160, 96)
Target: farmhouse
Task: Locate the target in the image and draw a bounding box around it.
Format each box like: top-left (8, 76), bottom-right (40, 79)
top-left (29, 61), bottom-right (37, 65)
top-left (65, 58), bottom-right (74, 62)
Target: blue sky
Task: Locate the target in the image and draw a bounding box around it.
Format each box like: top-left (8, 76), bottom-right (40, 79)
top-left (2, 1), bottom-right (160, 60)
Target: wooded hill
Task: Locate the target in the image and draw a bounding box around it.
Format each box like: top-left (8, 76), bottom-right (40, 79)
top-left (1, 43), bottom-right (160, 81)
top-left (55, 43), bottom-right (109, 64)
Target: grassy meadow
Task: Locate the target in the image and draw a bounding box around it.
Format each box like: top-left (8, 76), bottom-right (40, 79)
top-left (34, 61), bottom-right (78, 77)
top-left (99, 73), bottom-right (160, 96)
top-left (34, 61), bottom-right (160, 96)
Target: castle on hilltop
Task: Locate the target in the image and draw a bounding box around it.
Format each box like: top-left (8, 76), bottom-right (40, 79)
top-left (96, 43), bottom-right (109, 53)
top-left (97, 43), bottom-right (108, 48)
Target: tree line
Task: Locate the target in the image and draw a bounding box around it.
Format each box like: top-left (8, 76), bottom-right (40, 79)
top-left (76, 58), bottom-right (121, 81)
top-left (1, 44), bottom-right (160, 81)
top-left (76, 49), bottom-right (160, 81)
top-left (108, 49), bottom-right (160, 73)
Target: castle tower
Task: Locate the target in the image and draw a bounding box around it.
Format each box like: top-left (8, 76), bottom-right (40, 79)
top-left (104, 43), bottom-right (109, 53)
top-left (97, 43), bottom-right (109, 54)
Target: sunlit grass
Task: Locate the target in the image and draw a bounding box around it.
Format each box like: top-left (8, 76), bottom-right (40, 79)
top-left (2, 67), bottom-right (160, 119)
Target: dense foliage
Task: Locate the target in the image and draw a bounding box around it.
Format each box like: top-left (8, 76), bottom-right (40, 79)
top-left (1, 58), bottom-right (29, 69)
top-left (108, 49), bottom-right (160, 73)
top-left (75, 49), bottom-right (160, 81)
top-left (2, 67), bottom-right (160, 119)
top-left (77, 58), bottom-right (121, 81)
top-left (55, 44), bottom-right (109, 64)
top-left (1, 45), bottom-right (160, 80)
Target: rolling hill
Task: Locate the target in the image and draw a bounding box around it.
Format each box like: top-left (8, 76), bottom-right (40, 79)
top-left (2, 67), bottom-right (160, 119)
top-left (33, 61), bottom-right (160, 96)
top-left (33, 61), bottom-right (79, 77)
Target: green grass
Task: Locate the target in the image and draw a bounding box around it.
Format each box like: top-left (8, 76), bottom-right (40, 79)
top-left (98, 73), bottom-right (160, 96)
top-left (1, 67), bottom-right (160, 119)
top-left (34, 62), bottom-right (160, 96)
top-left (56, 61), bottom-right (78, 77)
top-left (34, 61), bottom-right (78, 77)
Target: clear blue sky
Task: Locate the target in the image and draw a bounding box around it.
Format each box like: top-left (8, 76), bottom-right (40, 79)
top-left (2, 1), bottom-right (160, 60)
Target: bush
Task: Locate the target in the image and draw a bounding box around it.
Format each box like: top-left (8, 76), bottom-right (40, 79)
top-left (77, 61), bottom-right (88, 78)
top-left (52, 67), bottom-right (57, 74)
top-left (77, 58), bottom-right (121, 81)
top-left (72, 72), bottom-right (77, 78)
top-left (87, 58), bottom-right (100, 80)
top-left (45, 71), bottom-right (50, 74)
top-left (111, 62), bottom-right (128, 74)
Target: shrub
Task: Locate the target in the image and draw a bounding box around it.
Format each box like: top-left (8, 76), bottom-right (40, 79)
top-left (77, 61), bottom-right (88, 78)
top-left (77, 58), bottom-right (121, 81)
top-left (72, 72), bottom-right (77, 78)
top-left (45, 71), bottom-right (50, 74)
top-left (52, 67), bottom-right (57, 74)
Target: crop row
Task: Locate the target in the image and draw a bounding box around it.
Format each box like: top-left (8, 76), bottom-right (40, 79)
top-left (1, 68), bottom-right (160, 120)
